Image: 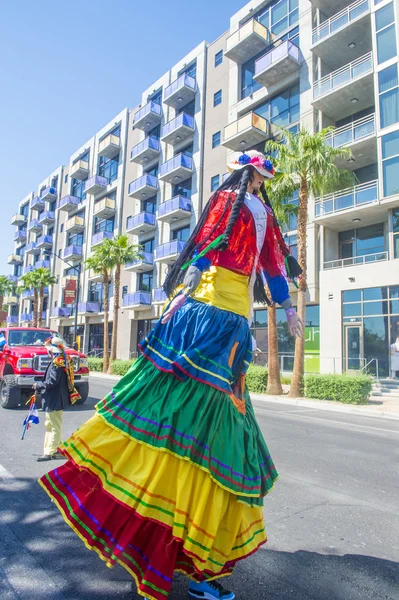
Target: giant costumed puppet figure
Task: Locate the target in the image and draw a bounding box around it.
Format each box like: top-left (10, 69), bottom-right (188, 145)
top-left (39, 151), bottom-right (303, 600)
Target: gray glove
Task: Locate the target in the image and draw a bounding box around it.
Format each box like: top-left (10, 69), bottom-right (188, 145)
top-left (183, 265), bottom-right (203, 295)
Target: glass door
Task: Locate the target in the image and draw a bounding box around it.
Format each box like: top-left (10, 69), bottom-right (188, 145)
top-left (344, 324), bottom-right (364, 371)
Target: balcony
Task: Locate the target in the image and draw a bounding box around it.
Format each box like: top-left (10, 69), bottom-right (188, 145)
top-left (98, 133), bottom-right (120, 159)
top-left (51, 306), bottom-right (72, 319)
top-left (22, 287), bottom-right (48, 300)
top-left (8, 254), bottom-right (22, 265)
top-left (128, 174), bottom-right (159, 199)
top-left (155, 240), bottom-right (186, 264)
top-left (26, 242), bottom-right (40, 255)
top-left (59, 195), bottom-right (80, 212)
top-left (65, 217), bottom-right (84, 237)
top-left (91, 231), bottom-right (113, 247)
top-left (11, 213), bottom-right (27, 226)
top-left (130, 136), bottom-right (160, 166)
top-left (125, 252), bottom-right (154, 273)
top-left (164, 74), bottom-right (196, 109)
top-left (23, 266), bottom-right (34, 275)
top-left (126, 212), bottom-right (156, 235)
top-left (30, 196), bottom-right (45, 211)
top-left (93, 197), bottom-right (116, 219)
top-left (41, 186), bottom-right (57, 202)
top-left (324, 251), bottom-right (388, 270)
top-left (35, 260), bottom-right (50, 270)
top-left (6, 316), bottom-right (18, 325)
top-left (312, 53), bottom-right (373, 120)
top-left (254, 41), bottom-right (301, 92)
top-left (326, 114), bottom-right (376, 169)
top-left (4, 295), bottom-right (18, 305)
top-left (315, 180), bottom-right (379, 228)
top-left (161, 112), bottom-right (195, 146)
top-left (223, 112), bottom-right (269, 151)
top-left (123, 292), bottom-right (152, 310)
top-left (153, 287), bottom-right (167, 304)
top-left (84, 175), bottom-right (108, 196)
top-left (133, 100), bottom-right (162, 132)
top-left (20, 313), bottom-right (32, 323)
top-left (78, 302), bottom-right (100, 314)
top-left (63, 245), bottom-right (83, 261)
top-left (28, 218), bottom-right (42, 233)
top-left (7, 275), bottom-right (18, 284)
top-left (225, 18), bottom-right (270, 64)
top-left (36, 235), bottom-right (53, 249)
top-left (14, 230), bottom-right (27, 243)
top-left (39, 210), bottom-right (55, 226)
top-left (70, 159), bottom-right (89, 180)
top-left (157, 195), bottom-right (191, 223)
top-left (159, 153), bottom-right (193, 184)
top-left (312, 0), bottom-right (372, 69)
top-left (87, 270), bottom-right (102, 282)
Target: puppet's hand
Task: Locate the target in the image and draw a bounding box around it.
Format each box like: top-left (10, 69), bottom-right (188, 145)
top-left (286, 308), bottom-right (303, 338)
top-left (183, 265), bottom-right (202, 295)
top-left (161, 293), bottom-right (189, 324)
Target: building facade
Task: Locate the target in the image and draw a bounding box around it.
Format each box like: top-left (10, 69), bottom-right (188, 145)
top-left (6, 0), bottom-right (399, 377)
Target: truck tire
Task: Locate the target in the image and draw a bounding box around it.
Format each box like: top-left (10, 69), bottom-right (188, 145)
top-left (1, 375), bottom-right (22, 409)
top-left (75, 382), bottom-right (89, 405)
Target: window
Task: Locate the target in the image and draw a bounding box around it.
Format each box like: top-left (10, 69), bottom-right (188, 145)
top-left (122, 285), bottom-right (128, 298)
top-left (150, 89), bottom-right (162, 105)
top-left (393, 209), bottom-right (399, 258)
top-left (138, 272), bottom-right (153, 292)
top-left (215, 50), bottom-right (223, 67)
top-left (148, 124), bottom-right (161, 140)
top-left (375, 2), bottom-right (397, 64)
top-left (51, 176), bottom-right (58, 190)
top-left (64, 174), bottom-right (68, 184)
top-left (144, 165), bottom-right (159, 177)
top-left (212, 131), bottom-right (221, 148)
top-left (72, 178), bottom-right (86, 201)
top-left (58, 249), bottom-right (62, 257)
top-left (287, 234), bottom-right (297, 259)
top-left (282, 190), bottom-right (298, 233)
top-left (94, 216), bottom-right (114, 234)
top-left (21, 203), bottom-right (29, 218)
top-left (98, 154), bottom-right (119, 183)
top-left (253, 0), bottom-right (299, 36)
top-left (252, 82), bottom-right (300, 128)
top-left (142, 238), bottom-right (155, 253)
top-left (241, 25), bottom-right (299, 99)
top-left (178, 98), bottom-right (195, 116)
top-left (382, 130), bottom-right (399, 196)
top-left (173, 178), bottom-right (192, 199)
top-left (142, 198), bottom-right (156, 214)
top-left (67, 232), bottom-right (84, 246)
top-left (180, 61), bottom-right (197, 80)
top-left (379, 64), bottom-right (399, 129)
top-left (177, 143), bottom-right (194, 158)
top-left (172, 227), bottom-right (190, 242)
top-left (213, 90), bottom-right (222, 107)
top-left (339, 224), bottom-right (385, 259)
top-left (211, 174), bottom-right (220, 191)
top-left (88, 282), bottom-right (113, 309)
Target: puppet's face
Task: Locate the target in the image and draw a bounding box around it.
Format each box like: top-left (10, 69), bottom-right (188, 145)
top-left (249, 171), bottom-right (266, 192)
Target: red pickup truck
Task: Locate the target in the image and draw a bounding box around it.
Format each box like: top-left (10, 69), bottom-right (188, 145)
top-left (0, 327), bottom-right (89, 409)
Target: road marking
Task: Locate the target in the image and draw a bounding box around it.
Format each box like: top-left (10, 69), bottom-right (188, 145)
top-left (0, 463), bottom-right (15, 480)
top-left (254, 406), bottom-right (399, 434)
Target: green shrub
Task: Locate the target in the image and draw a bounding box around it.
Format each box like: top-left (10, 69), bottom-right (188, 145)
top-left (304, 374), bottom-right (372, 405)
top-left (110, 360), bottom-right (135, 376)
top-left (88, 357), bottom-right (103, 372)
top-left (246, 365), bottom-right (268, 393)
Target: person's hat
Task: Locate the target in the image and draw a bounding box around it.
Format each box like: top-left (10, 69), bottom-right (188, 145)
top-left (44, 335), bottom-right (65, 354)
top-left (227, 150), bottom-right (275, 179)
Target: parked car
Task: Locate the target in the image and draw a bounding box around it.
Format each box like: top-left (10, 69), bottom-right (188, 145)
top-left (0, 327), bottom-right (89, 409)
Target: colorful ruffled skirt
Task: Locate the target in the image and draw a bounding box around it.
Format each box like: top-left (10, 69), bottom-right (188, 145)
top-left (39, 298), bottom-right (278, 600)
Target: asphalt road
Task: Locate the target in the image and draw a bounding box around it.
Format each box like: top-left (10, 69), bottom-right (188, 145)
top-left (0, 375), bottom-right (398, 600)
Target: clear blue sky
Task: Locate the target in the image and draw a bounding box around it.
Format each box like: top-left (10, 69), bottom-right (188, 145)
top-left (0, 0), bottom-right (246, 273)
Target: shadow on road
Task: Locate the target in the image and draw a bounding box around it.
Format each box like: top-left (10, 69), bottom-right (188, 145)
top-left (68, 395), bottom-right (99, 412)
top-left (0, 477), bottom-right (398, 600)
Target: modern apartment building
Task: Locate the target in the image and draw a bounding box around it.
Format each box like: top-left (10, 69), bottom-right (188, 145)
top-left (6, 0), bottom-right (399, 377)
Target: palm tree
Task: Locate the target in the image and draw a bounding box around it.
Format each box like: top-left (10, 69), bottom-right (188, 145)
top-left (265, 128), bottom-right (357, 397)
top-left (107, 235), bottom-right (142, 370)
top-left (32, 267), bottom-right (57, 327)
top-left (19, 271), bottom-right (38, 327)
top-left (263, 198), bottom-right (298, 395)
top-left (85, 240), bottom-right (114, 373)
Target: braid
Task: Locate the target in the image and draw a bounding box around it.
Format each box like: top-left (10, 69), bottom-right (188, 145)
top-left (218, 167), bottom-right (251, 251)
top-left (259, 182), bottom-right (290, 256)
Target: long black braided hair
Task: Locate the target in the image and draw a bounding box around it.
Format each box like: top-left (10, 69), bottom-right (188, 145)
top-left (163, 166), bottom-right (289, 305)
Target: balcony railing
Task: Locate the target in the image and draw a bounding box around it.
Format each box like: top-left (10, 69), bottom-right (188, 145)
top-left (92, 231), bottom-right (113, 246)
top-left (25, 242), bottom-right (39, 255)
top-left (39, 210), bottom-right (55, 225)
top-left (6, 316), bottom-right (18, 325)
top-left (128, 174), bottom-right (159, 198)
top-left (35, 260), bottom-right (50, 270)
top-left (157, 195), bottom-right (191, 221)
top-left (123, 292), bottom-right (151, 307)
top-left (315, 180), bottom-right (378, 217)
top-left (51, 307), bottom-right (72, 318)
top-left (312, 0), bottom-right (370, 45)
top-left (36, 235), bottom-right (53, 249)
top-left (324, 251), bottom-right (388, 270)
top-left (164, 73), bottom-right (196, 108)
top-left (223, 112), bottom-right (269, 151)
top-left (63, 245), bottom-right (83, 261)
top-left (11, 213), bottom-right (27, 226)
top-left (133, 100), bottom-right (162, 129)
top-left (326, 114), bottom-right (375, 149)
top-left (161, 112), bottom-right (195, 144)
top-left (93, 197), bottom-right (116, 219)
top-left (126, 212), bottom-right (156, 234)
top-left (14, 230), bottom-right (27, 242)
top-left (84, 175), bottom-right (108, 196)
top-left (23, 265), bottom-right (34, 275)
top-left (155, 240), bottom-right (186, 261)
top-left (153, 287), bottom-right (167, 303)
top-left (66, 216), bottom-right (85, 233)
top-left (254, 40), bottom-right (300, 88)
top-left (98, 133), bottom-right (120, 159)
top-left (225, 18), bottom-right (270, 64)
top-left (313, 52), bottom-right (372, 99)
top-left (130, 136), bottom-right (160, 164)
top-left (8, 275), bottom-right (18, 283)
top-left (8, 254), bottom-right (22, 265)
top-left (159, 153), bottom-right (193, 182)
top-left (40, 186), bottom-right (57, 201)
top-left (59, 195), bottom-right (80, 211)
top-left (70, 159), bottom-right (89, 180)
top-left (78, 302), bottom-right (100, 314)
top-left (125, 252), bottom-right (154, 271)
top-left (30, 196), bottom-right (45, 211)
top-left (20, 313), bottom-right (32, 323)
top-left (4, 295), bottom-right (18, 305)
top-left (28, 219), bottom-right (42, 232)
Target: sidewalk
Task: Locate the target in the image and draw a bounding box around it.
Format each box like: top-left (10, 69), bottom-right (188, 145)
top-left (90, 372), bottom-right (399, 420)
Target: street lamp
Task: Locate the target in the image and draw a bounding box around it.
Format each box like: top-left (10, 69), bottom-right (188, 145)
top-left (44, 251), bottom-right (82, 349)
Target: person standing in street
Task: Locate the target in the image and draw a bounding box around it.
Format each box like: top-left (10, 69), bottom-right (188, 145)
top-left (35, 335), bottom-right (80, 462)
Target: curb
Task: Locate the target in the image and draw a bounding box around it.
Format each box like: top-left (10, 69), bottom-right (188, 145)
top-left (89, 373), bottom-right (399, 421)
